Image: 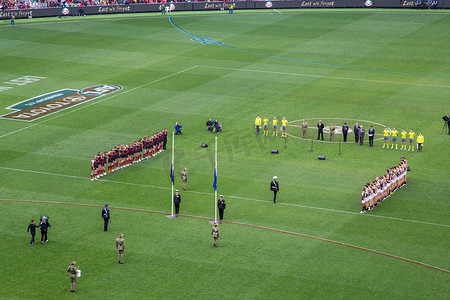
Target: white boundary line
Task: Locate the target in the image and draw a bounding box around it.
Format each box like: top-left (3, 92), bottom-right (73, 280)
top-left (0, 65), bottom-right (199, 139)
top-left (198, 65), bottom-right (450, 88)
top-left (1, 198), bottom-right (448, 273)
top-left (0, 166), bottom-right (448, 228)
top-left (273, 9), bottom-right (282, 14)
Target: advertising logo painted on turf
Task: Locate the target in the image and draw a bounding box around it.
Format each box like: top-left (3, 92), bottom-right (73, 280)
top-left (1, 84), bottom-right (122, 122)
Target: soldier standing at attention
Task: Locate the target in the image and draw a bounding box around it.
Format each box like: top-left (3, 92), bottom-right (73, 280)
top-left (301, 119), bottom-right (308, 139)
top-left (67, 261), bottom-right (78, 292)
top-left (342, 123), bottom-right (349, 142)
top-left (173, 190), bottom-right (181, 215)
top-left (329, 122), bottom-right (336, 141)
top-left (255, 115), bottom-right (261, 135)
top-left (270, 176), bottom-right (279, 203)
top-left (181, 167), bottom-right (188, 191)
top-left (211, 223), bottom-right (220, 247)
top-left (354, 123), bottom-right (360, 143)
top-left (102, 204), bottom-right (110, 231)
top-left (116, 233), bottom-right (125, 264)
top-left (27, 219), bottom-right (40, 246)
top-left (217, 195), bottom-right (226, 221)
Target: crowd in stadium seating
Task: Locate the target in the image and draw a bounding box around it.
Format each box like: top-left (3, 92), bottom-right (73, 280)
top-left (360, 156), bottom-right (407, 213)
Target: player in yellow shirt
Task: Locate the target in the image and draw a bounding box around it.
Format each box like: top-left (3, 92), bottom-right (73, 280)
top-left (408, 129), bottom-right (415, 151)
top-left (382, 127), bottom-right (390, 148)
top-left (416, 132), bottom-right (424, 152)
top-left (390, 127), bottom-right (399, 149)
top-left (281, 117), bottom-right (288, 138)
top-left (272, 117), bottom-right (278, 136)
top-left (263, 116), bottom-right (269, 136)
top-left (400, 129), bottom-right (407, 150)
top-left (255, 115), bottom-right (261, 135)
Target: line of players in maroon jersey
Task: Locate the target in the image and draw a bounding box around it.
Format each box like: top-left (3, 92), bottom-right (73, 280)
top-left (360, 156), bottom-right (408, 213)
top-left (91, 129), bottom-right (168, 180)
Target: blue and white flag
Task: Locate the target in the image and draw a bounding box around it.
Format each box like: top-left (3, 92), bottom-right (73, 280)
top-left (170, 162), bottom-right (174, 185)
top-left (213, 167), bottom-right (217, 191)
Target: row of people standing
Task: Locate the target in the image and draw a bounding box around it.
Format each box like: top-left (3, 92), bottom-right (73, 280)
top-left (255, 115), bottom-right (288, 137)
top-left (360, 156), bottom-right (408, 213)
top-left (91, 129), bottom-right (168, 180)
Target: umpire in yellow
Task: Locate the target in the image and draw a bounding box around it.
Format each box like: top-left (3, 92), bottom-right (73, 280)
top-left (116, 233), bottom-right (125, 264)
top-left (67, 260), bottom-right (78, 292)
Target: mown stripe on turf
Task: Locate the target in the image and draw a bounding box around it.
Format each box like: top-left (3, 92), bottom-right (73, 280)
top-left (0, 66), bottom-right (199, 139)
top-left (0, 165), bottom-right (449, 228)
top-left (169, 17), bottom-right (450, 78)
top-left (1, 198), bottom-right (449, 274)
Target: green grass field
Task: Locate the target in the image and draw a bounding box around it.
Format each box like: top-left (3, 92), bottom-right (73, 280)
top-left (0, 8), bottom-right (449, 299)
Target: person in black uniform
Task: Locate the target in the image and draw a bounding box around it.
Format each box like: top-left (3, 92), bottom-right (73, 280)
top-left (317, 120), bottom-right (324, 140)
top-left (217, 195), bottom-right (226, 220)
top-left (173, 190), bottom-right (181, 214)
top-left (368, 125), bottom-right (375, 147)
top-left (359, 125), bottom-right (365, 146)
top-left (102, 204), bottom-right (110, 231)
top-left (354, 123), bottom-right (360, 143)
top-left (342, 123), bottom-right (349, 142)
top-left (270, 176), bottom-right (279, 203)
top-left (162, 128), bottom-right (168, 150)
top-left (27, 219), bottom-right (40, 246)
top-left (39, 216), bottom-right (51, 244)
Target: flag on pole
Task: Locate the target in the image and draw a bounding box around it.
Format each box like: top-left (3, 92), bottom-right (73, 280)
top-left (213, 167), bottom-right (217, 191)
top-left (170, 162), bottom-right (174, 185)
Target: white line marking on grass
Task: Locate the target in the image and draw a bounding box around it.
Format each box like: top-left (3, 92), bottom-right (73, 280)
top-left (273, 9), bottom-right (282, 14)
top-left (198, 65), bottom-right (450, 88)
top-left (0, 66), bottom-right (199, 140)
top-left (1, 198), bottom-right (449, 274)
top-left (1, 166), bottom-right (449, 228)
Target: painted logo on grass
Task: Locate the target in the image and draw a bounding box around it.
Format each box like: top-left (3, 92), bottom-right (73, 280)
top-left (1, 84), bottom-right (122, 122)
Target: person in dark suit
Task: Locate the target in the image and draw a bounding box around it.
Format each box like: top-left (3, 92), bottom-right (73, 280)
top-left (354, 123), bottom-right (360, 143)
top-left (173, 190), bottom-right (181, 214)
top-left (342, 123), bottom-right (349, 142)
top-left (27, 219), bottom-right (40, 246)
top-left (162, 128), bottom-right (168, 150)
top-left (102, 204), bottom-right (110, 231)
top-left (317, 120), bottom-right (324, 140)
top-left (39, 216), bottom-right (51, 243)
top-left (270, 176), bottom-right (279, 203)
top-left (217, 195), bottom-right (226, 220)
top-left (368, 125), bottom-right (375, 147)
top-left (359, 125), bottom-right (365, 146)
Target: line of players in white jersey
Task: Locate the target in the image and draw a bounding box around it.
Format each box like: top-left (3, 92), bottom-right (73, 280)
top-left (360, 156), bottom-right (408, 213)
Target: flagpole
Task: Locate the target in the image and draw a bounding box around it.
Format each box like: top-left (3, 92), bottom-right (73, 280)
top-left (166, 132), bottom-right (177, 219)
top-left (214, 136), bottom-right (217, 223)
top-left (172, 131), bottom-right (174, 216)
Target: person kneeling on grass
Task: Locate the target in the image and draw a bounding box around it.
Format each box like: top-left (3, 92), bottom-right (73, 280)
top-left (214, 120), bottom-right (222, 133)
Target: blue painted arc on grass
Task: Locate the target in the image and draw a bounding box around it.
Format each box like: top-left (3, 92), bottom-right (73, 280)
top-left (169, 17), bottom-right (450, 78)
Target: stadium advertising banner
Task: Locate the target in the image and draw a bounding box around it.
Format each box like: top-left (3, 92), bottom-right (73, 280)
top-left (1, 1), bottom-right (448, 20)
